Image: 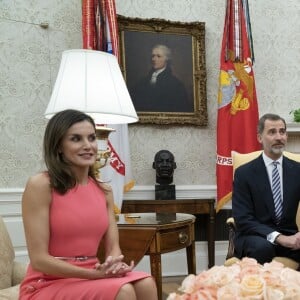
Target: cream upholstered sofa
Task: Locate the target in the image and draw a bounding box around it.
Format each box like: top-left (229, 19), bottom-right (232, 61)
top-left (225, 150), bottom-right (300, 270)
top-left (0, 215), bottom-right (27, 299)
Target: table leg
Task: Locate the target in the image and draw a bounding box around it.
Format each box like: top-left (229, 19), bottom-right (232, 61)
top-left (207, 205), bottom-right (216, 268)
top-left (186, 241), bottom-right (196, 274)
top-left (149, 253), bottom-right (162, 300)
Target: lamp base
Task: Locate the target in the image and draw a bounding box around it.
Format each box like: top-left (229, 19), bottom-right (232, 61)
top-left (92, 125), bottom-right (115, 180)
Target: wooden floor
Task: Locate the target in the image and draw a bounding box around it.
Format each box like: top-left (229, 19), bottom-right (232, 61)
top-left (162, 276), bottom-right (185, 300)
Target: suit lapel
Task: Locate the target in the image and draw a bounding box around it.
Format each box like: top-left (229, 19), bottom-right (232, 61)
top-left (282, 156), bottom-right (293, 211)
top-left (253, 155), bottom-right (275, 213)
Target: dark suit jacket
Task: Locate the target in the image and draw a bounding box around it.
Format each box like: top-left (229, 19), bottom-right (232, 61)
top-left (232, 154), bottom-right (300, 257)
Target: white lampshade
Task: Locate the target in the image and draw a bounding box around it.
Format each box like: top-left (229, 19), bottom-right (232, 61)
top-left (45, 49), bottom-right (138, 124)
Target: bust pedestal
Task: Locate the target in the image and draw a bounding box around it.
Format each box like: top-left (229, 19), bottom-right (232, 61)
top-left (155, 184), bottom-right (176, 200)
top-left (155, 184), bottom-right (176, 221)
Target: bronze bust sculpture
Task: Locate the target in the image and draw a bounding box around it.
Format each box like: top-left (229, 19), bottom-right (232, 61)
top-left (152, 150), bottom-right (177, 185)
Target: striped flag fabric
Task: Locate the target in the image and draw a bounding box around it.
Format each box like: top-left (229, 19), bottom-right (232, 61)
top-left (216, 0), bottom-right (260, 212)
top-left (82, 0), bottom-right (134, 211)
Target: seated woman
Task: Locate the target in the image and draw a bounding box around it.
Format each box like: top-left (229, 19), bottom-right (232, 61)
top-left (19, 109), bottom-right (157, 300)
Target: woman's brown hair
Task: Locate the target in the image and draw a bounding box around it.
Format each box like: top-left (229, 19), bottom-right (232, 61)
top-left (43, 109), bottom-right (98, 194)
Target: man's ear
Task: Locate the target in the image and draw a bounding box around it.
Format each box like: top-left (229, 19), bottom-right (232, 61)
top-left (257, 133), bottom-right (262, 144)
top-left (173, 162), bottom-right (177, 169)
top-left (152, 162), bottom-right (156, 169)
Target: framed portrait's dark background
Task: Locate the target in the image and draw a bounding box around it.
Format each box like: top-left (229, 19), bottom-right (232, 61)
top-left (124, 31), bottom-right (194, 113)
top-left (118, 15), bottom-right (207, 126)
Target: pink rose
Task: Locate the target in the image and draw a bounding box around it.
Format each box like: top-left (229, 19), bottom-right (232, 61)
top-left (168, 258), bottom-right (300, 299)
top-left (240, 274), bottom-right (265, 299)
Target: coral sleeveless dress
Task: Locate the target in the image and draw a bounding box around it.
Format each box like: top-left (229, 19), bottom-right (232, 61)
top-left (19, 179), bottom-right (151, 299)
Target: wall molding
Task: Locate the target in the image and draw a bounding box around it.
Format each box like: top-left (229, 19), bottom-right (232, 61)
top-left (124, 184), bottom-right (233, 209)
top-left (0, 188), bottom-right (23, 200)
top-left (124, 184), bottom-right (216, 199)
top-left (287, 123), bottom-right (300, 134)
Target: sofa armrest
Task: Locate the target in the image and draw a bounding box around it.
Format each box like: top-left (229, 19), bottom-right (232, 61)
top-left (272, 256), bottom-right (299, 270)
top-left (12, 261), bottom-right (27, 286)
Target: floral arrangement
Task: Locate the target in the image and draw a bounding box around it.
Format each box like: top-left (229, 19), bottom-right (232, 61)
top-left (167, 257), bottom-right (300, 300)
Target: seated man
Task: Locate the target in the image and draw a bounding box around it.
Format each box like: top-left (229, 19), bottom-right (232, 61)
top-left (232, 113), bottom-right (300, 264)
top-left (152, 150), bottom-right (177, 185)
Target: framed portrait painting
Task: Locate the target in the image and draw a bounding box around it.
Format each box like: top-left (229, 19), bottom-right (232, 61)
top-left (117, 15), bottom-right (207, 126)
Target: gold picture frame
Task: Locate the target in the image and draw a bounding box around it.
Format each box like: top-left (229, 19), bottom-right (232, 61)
top-left (117, 15), bottom-right (207, 126)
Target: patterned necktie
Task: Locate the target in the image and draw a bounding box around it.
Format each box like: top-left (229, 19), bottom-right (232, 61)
top-left (272, 161), bottom-right (282, 224)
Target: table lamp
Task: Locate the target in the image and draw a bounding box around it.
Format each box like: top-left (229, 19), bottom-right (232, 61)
top-left (44, 49), bottom-right (138, 176)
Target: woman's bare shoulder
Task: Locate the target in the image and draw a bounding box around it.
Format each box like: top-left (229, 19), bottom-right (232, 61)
top-left (25, 172), bottom-right (50, 190)
top-left (23, 173), bottom-right (52, 206)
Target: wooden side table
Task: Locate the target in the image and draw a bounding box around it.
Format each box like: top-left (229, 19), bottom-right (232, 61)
top-left (121, 199), bottom-right (216, 268)
top-left (116, 213), bottom-right (196, 300)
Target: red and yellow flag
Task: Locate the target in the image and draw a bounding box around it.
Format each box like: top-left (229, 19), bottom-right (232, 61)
top-left (216, 0), bottom-right (260, 212)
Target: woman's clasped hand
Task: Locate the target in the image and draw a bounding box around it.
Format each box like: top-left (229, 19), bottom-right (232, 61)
top-left (94, 255), bottom-right (134, 277)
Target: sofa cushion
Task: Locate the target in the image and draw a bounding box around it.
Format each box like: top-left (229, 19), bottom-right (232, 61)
top-left (0, 284), bottom-right (21, 300)
top-left (0, 216), bottom-right (14, 289)
top-left (12, 261), bottom-right (27, 286)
